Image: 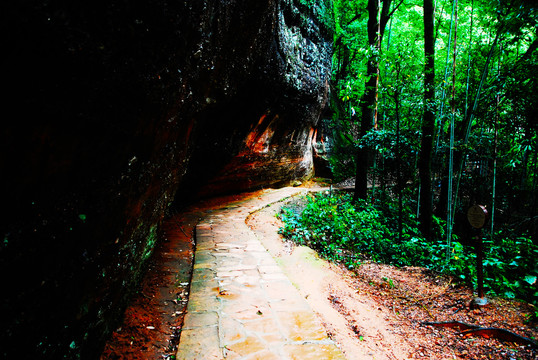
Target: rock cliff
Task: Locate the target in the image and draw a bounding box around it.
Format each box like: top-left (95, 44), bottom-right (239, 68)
top-left (1, 0), bottom-right (333, 358)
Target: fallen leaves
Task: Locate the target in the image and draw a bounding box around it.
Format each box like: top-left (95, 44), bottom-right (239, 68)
top-left (344, 261), bottom-right (538, 359)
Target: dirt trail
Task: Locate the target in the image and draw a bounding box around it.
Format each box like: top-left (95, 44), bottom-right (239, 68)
top-left (247, 193), bottom-right (537, 360)
top-left (247, 196), bottom-right (416, 360)
top-left (102, 185), bottom-right (537, 360)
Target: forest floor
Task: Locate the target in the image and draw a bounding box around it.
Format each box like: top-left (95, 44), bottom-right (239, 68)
top-left (101, 181), bottom-right (537, 360)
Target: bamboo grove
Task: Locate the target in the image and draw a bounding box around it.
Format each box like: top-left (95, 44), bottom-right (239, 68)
top-left (321, 0), bottom-right (537, 300)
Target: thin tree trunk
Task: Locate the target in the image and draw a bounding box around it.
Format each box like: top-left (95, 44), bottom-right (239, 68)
top-left (395, 90), bottom-right (403, 241)
top-left (531, 150), bottom-right (538, 217)
top-left (418, 0), bottom-right (436, 240)
top-left (354, 0), bottom-right (400, 201)
top-left (464, 0), bottom-right (474, 125)
top-left (491, 93), bottom-right (498, 236)
top-left (435, 0), bottom-right (458, 221)
top-left (355, 0), bottom-right (380, 201)
top-left (447, 0), bottom-right (458, 260)
top-left (452, 32), bottom-right (500, 217)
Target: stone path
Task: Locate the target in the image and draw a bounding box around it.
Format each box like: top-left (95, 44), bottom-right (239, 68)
top-left (176, 188), bottom-right (346, 360)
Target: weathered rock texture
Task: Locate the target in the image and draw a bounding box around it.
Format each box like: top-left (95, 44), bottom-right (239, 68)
top-left (1, 0), bottom-right (333, 359)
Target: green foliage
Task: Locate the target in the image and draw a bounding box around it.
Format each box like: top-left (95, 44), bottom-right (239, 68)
top-left (279, 191), bottom-right (441, 268)
top-left (279, 191), bottom-right (538, 305)
top-left (279, 191), bottom-right (392, 266)
top-left (481, 232), bottom-right (538, 303)
top-left (326, 113), bottom-right (357, 182)
top-left (295, 0), bottom-right (335, 34)
top-left (325, 0), bottom-right (538, 309)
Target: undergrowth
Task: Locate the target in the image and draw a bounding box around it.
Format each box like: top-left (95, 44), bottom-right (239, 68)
top-left (278, 191), bottom-right (538, 309)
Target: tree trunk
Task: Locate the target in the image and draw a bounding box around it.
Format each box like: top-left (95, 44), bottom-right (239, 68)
top-left (354, 0), bottom-right (379, 201)
top-left (395, 90), bottom-right (403, 241)
top-left (418, 0), bottom-right (436, 240)
top-left (354, 0), bottom-right (397, 201)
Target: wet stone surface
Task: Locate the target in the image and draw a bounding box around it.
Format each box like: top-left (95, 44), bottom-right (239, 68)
top-left (176, 188), bottom-right (345, 360)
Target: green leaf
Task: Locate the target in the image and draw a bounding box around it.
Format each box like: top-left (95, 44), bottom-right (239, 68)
top-left (504, 291), bottom-right (516, 299)
top-left (524, 275), bottom-right (537, 285)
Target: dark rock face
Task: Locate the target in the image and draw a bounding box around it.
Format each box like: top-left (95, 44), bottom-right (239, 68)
top-left (180, 0), bottom-right (334, 198)
top-left (1, 0), bottom-right (333, 358)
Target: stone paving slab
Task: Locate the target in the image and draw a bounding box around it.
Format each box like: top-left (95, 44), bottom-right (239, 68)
top-left (176, 188), bottom-right (346, 360)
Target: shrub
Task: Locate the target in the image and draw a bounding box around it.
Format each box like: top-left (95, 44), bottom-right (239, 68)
top-left (278, 190), bottom-right (538, 305)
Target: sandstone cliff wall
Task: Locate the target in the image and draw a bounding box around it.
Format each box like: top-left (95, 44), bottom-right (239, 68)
top-left (1, 0), bottom-right (333, 358)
